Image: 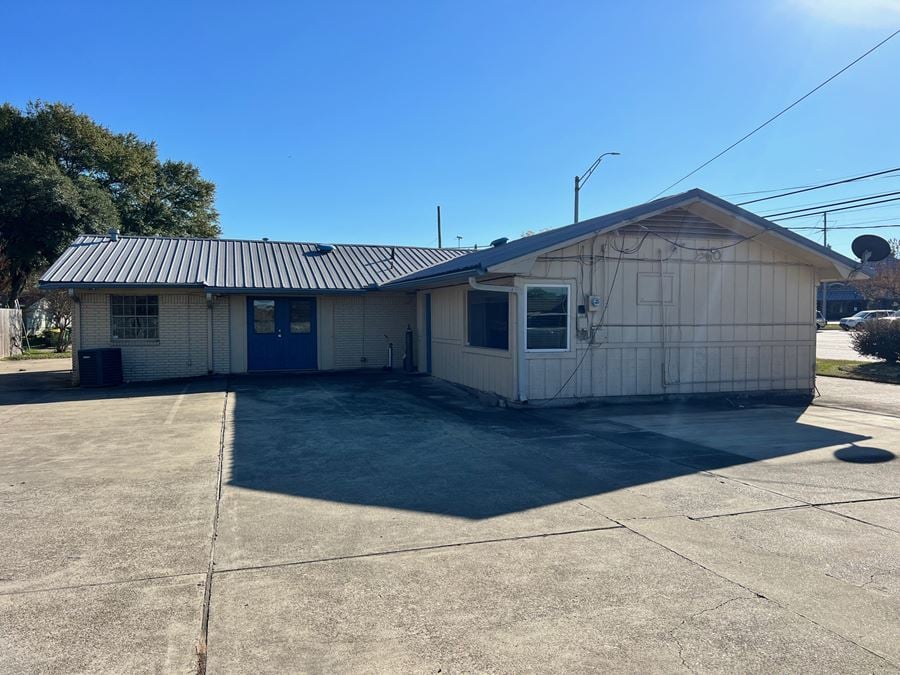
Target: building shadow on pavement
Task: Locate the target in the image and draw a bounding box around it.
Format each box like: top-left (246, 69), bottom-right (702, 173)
top-left (224, 372), bottom-right (884, 520)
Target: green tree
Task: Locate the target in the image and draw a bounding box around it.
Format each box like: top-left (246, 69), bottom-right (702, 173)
top-left (0, 155), bottom-right (107, 304)
top-left (0, 101), bottom-right (220, 305)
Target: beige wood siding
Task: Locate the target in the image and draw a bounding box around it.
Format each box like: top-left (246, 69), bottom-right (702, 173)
top-left (521, 232), bottom-right (817, 400)
top-left (419, 283), bottom-right (517, 399)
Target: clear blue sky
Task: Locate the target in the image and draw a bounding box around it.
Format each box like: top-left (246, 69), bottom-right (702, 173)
top-left (5, 0), bottom-right (900, 257)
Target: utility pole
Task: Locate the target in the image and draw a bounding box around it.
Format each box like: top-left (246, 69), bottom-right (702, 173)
top-left (821, 211), bottom-right (828, 322)
top-left (436, 205), bottom-right (442, 248)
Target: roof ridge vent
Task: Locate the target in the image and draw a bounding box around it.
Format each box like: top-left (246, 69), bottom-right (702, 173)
top-left (490, 237), bottom-right (508, 247)
top-left (315, 243), bottom-right (335, 254)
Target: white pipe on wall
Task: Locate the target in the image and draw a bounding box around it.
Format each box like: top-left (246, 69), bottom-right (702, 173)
top-left (205, 292), bottom-right (214, 374)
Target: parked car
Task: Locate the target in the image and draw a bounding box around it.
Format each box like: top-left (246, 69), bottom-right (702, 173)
top-left (815, 311), bottom-right (826, 330)
top-left (876, 310), bottom-right (900, 323)
top-left (839, 310), bottom-right (896, 330)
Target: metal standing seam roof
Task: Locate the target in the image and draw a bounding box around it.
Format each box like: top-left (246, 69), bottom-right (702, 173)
top-left (40, 189), bottom-right (865, 293)
top-left (383, 188), bottom-right (862, 287)
top-left (40, 236), bottom-right (469, 292)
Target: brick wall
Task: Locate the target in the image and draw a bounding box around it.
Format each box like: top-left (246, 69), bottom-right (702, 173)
top-left (74, 290), bottom-right (230, 383)
top-left (71, 290), bottom-right (416, 382)
top-left (331, 294), bottom-right (417, 369)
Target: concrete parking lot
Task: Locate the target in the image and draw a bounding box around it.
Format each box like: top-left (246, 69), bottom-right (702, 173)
top-left (1, 360), bottom-right (898, 673)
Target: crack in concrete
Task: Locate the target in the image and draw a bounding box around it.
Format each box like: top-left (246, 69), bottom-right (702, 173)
top-left (668, 596), bottom-right (764, 674)
top-left (0, 570), bottom-right (204, 597)
top-left (212, 523), bottom-right (625, 576)
top-left (195, 382), bottom-right (229, 675)
top-left (860, 568), bottom-right (895, 591)
top-left (819, 505), bottom-right (900, 536)
top-left (616, 517), bottom-right (899, 670)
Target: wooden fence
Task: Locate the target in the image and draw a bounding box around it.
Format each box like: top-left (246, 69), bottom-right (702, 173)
top-left (0, 308), bottom-right (23, 357)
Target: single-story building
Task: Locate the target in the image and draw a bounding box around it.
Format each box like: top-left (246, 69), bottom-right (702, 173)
top-left (41, 188), bottom-right (860, 402)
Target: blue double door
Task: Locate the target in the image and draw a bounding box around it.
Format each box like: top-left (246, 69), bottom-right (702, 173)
top-left (247, 297), bottom-right (317, 371)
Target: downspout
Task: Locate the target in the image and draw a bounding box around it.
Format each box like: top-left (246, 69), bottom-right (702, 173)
top-left (205, 292), bottom-right (214, 374)
top-left (468, 277), bottom-right (528, 402)
top-left (69, 289), bottom-right (81, 385)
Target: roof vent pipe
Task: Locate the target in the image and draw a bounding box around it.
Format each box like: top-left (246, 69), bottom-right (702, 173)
top-left (108, 229), bottom-right (119, 242)
top-left (490, 237), bottom-right (508, 247)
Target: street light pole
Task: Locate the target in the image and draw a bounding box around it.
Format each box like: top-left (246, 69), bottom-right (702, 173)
top-left (574, 175), bottom-right (580, 224)
top-left (574, 151), bottom-right (620, 223)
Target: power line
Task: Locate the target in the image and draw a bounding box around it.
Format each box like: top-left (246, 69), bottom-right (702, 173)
top-left (763, 189), bottom-right (900, 218)
top-left (781, 223), bottom-right (900, 231)
top-left (817, 215), bottom-right (900, 227)
top-left (756, 186), bottom-right (900, 212)
top-left (649, 27), bottom-right (900, 200)
top-left (737, 167), bottom-right (900, 206)
top-left (768, 200), bottom-right (900, 220)
top-left (722, 166), bottom-right (900, 197)
top-left (772, 195), bottom-right (900, 221)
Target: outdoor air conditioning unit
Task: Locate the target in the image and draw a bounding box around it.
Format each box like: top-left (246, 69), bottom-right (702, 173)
top-left (78, 348), bottom-right (123, 387)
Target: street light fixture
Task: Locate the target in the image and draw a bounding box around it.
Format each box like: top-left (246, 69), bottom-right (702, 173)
top-left (574, 151), bottom-right (620, 223)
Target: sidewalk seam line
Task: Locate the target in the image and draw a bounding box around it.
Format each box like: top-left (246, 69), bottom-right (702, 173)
top-left (212, 524), bottom-right (624, 576)
top-left (196, 379), bottom-right (228, 674)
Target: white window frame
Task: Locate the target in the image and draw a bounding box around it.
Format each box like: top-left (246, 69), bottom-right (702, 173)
top-left (524, 283), bottom-right (571, 353)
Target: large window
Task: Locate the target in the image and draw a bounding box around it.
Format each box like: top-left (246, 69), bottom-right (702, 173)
top-left (467, 290), bottom-right (509, 350)
top-left (526, 285), bottom-right (569, 351)
top-left (110, 295), bottom-right (159, 340)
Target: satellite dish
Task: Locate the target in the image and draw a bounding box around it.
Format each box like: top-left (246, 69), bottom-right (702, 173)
top-left (851, 234), bottom-right (891, 263)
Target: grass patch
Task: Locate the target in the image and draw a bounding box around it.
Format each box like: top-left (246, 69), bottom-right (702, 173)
top-left (819, 323), bottom-right (843, 331)
top-left (4, 348), bottom-right (72, 361)
top-left (816, 358), bottom-right (900, 385)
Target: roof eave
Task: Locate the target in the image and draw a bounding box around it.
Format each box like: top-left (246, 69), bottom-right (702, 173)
top-left (381, 265), bottom-right (487, 290)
